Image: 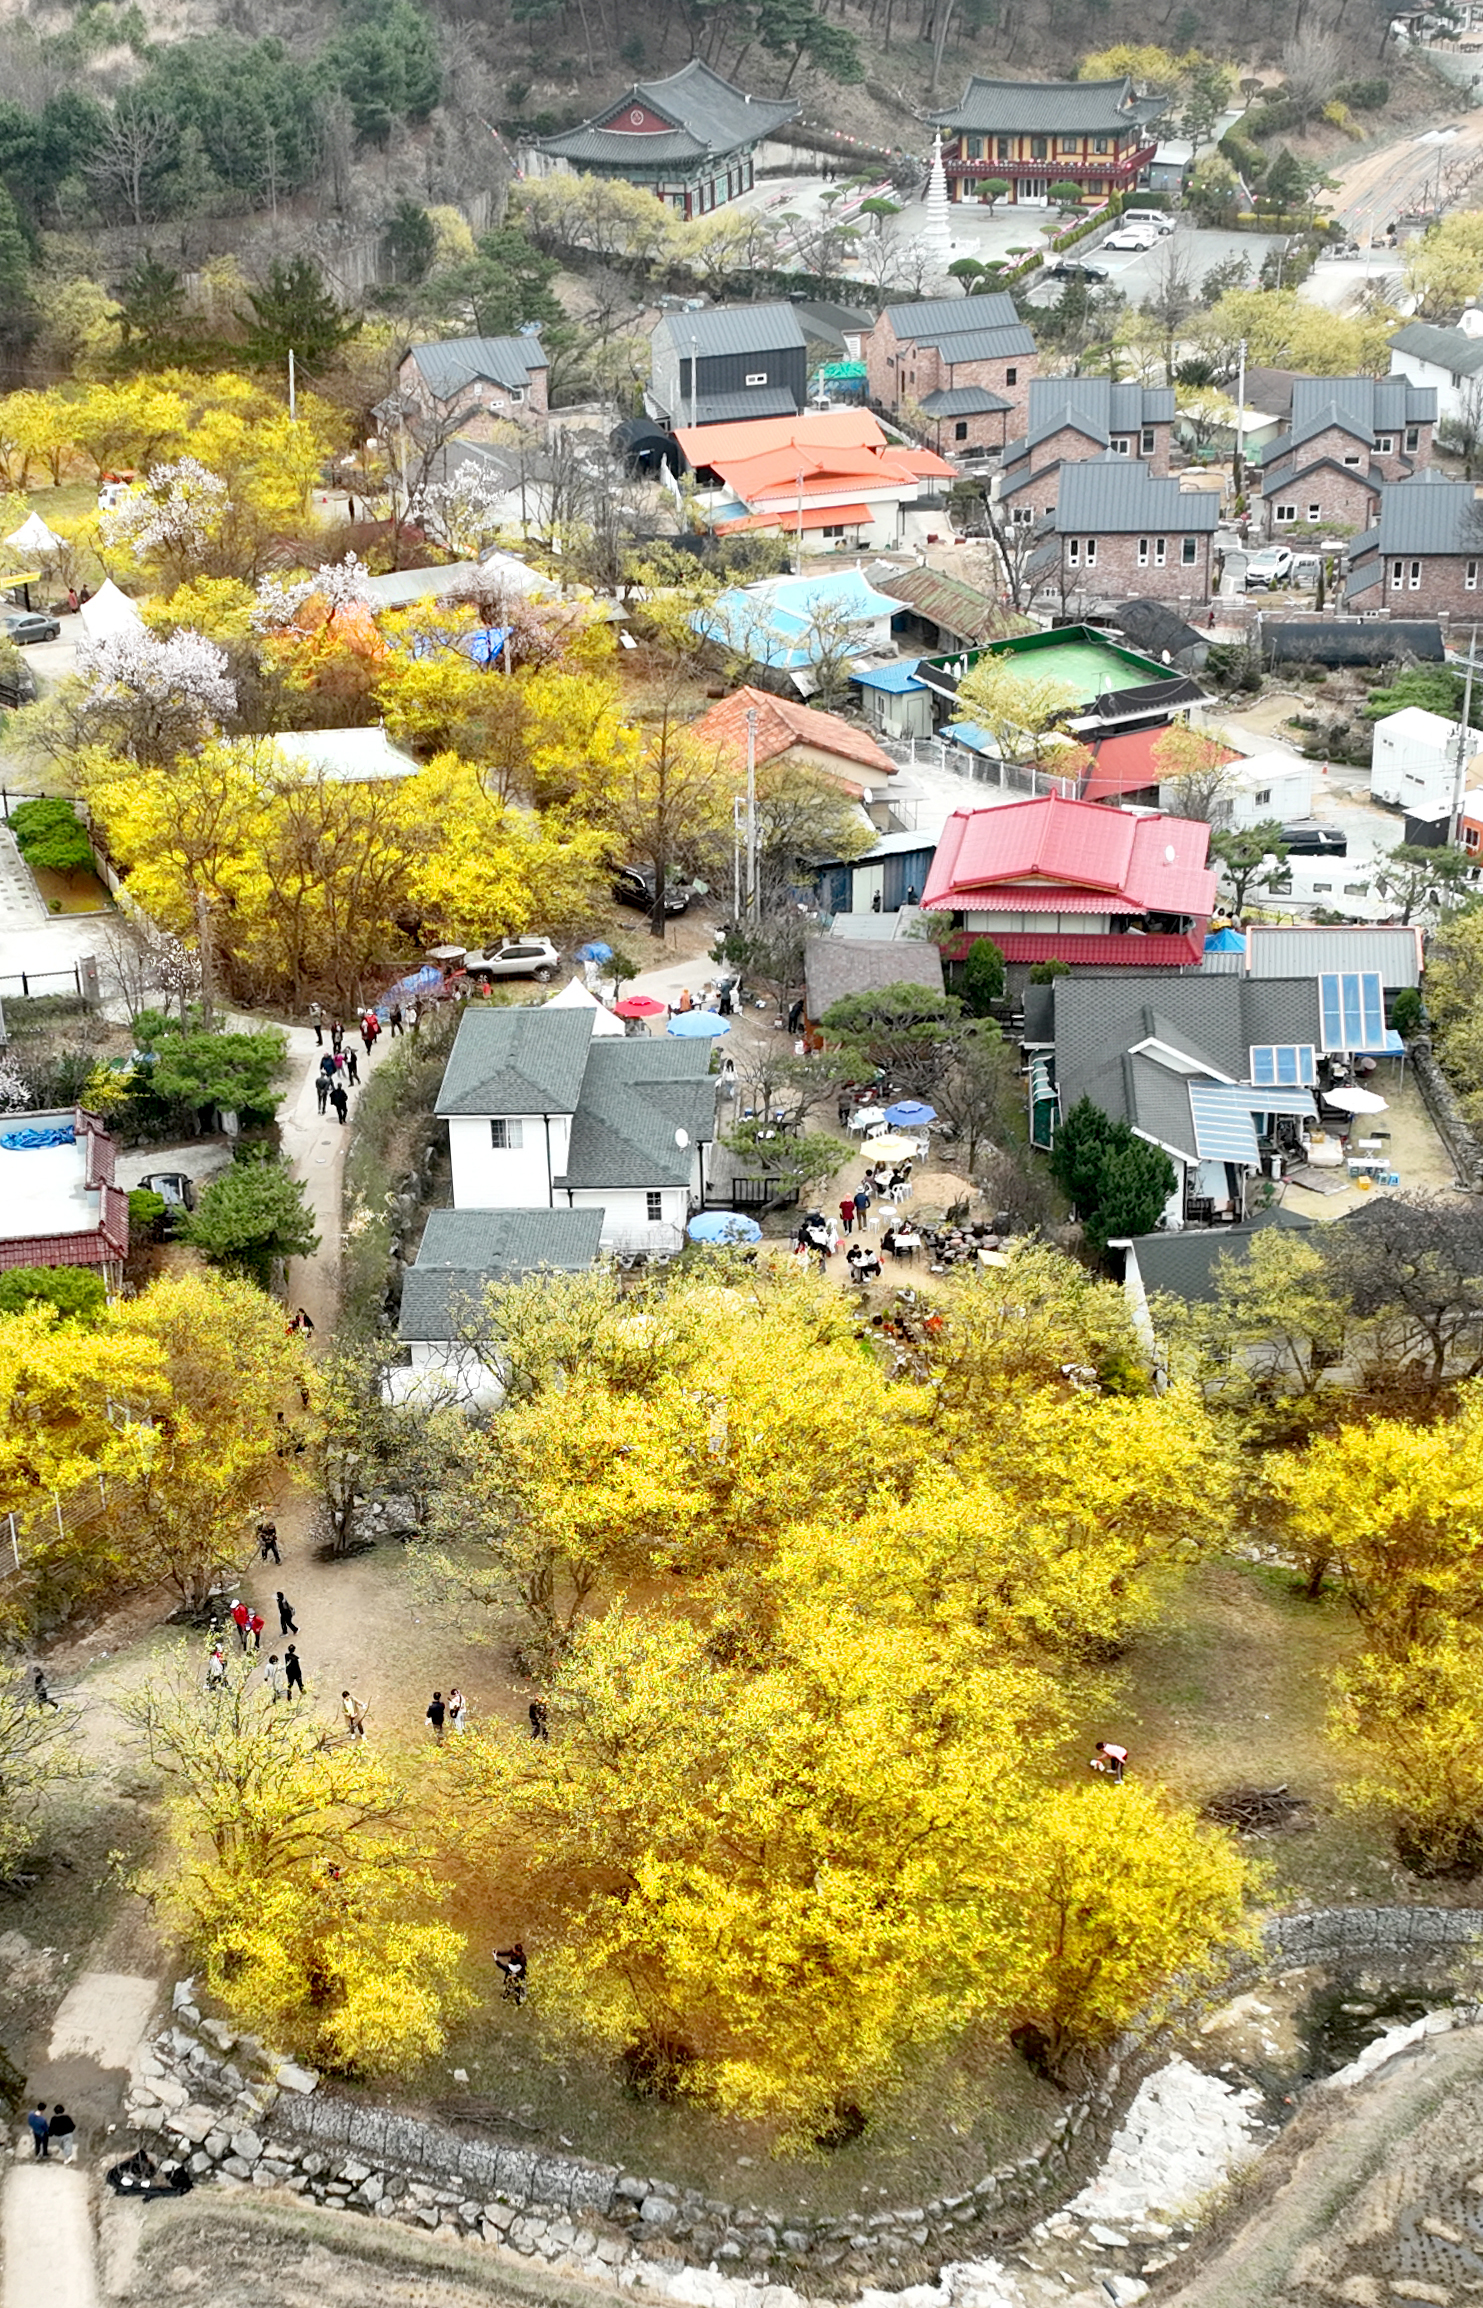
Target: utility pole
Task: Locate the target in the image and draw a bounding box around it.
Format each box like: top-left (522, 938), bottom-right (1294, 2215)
top-left (1233, 336), bottom-right (1247, 503)
top-left (745, 705), bottom-right (758, 922)
top-left (1452, 620), bottom-right (1478, 844)
top-left (288, 348), bottom-right (296, 421)
top-left (194, 888), bottom-right (216, 1032)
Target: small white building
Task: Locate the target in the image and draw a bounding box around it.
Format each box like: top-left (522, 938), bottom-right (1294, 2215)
top-left (1370, 704), bottom-right (1479, 822)
top-left (1160, 748), bottom-right (1312, 833)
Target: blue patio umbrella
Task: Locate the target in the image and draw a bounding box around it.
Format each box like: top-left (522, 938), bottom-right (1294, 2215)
top-left (667, 1011), bottom-right (730, 1038)
top-left (578, 941), bottom-right (614, 963)
top-left (885, 1099), bottom-right (937, 1127)
top-left (687, 1210), bottom-right (762, 1245)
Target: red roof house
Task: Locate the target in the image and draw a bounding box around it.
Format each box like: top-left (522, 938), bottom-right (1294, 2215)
top-left (921, 793), bottom-right (1216, 967)
top-left (0, 1106), bottom-right (129, 1280)
top-left (674, 410), bottom-right (953, 547)
top-left (1076, 725), bottom-right (1236, 806)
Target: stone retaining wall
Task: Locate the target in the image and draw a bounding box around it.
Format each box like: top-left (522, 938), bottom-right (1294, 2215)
top-left (1408, 1036), bottom-right (1483, 1193)
top-left (132, 1908), bottom-right (1483, 2299)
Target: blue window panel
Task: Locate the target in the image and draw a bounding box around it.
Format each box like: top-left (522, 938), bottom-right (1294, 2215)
top-left (1236, 1086), bottom-right (1317, 1117)
top-left (1319, 973), bottom-right (1385, 1052)
top-left (1249, 1044), bottom-right (1317, 1086)
top-left (1188, 1084), bottom-right (1261, 1165)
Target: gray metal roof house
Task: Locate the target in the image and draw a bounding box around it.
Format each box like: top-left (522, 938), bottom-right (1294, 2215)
top-left (648, 303), bottom-right (808, 430)
top-left (1390, 321), bottom-right (1483, 425)
top-left (531, 61), bottom-right (797, 221)
top-left (1241, 922), bottom-right (1423, 990)
top-left (398, 1208), bottom-right (606, 1344)
top-left (1345, 473), bottom-right (1483, 604)
top-left (398, 335), bottom-right (549, 429)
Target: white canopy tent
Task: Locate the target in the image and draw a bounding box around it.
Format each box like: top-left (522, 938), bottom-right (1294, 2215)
top-left (77, 580), bottom-right (145, 642)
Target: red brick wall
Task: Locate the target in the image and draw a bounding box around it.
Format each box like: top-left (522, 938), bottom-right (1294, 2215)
top-left (1261, 460), bottom-right (1380, 537)
top-left (867, 317), bottom-right (1036, 433)
top-left (932, 405), bottom-right (1012, 456)
top-left (1351, 552), bottom-right (1483, 617)
top-left (396, 353), bottom-right (547, 431)
top-left (1054, 526), bottom-right (1214, 604)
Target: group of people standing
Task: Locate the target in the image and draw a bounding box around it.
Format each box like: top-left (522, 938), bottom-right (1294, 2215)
top-left (309, 1003), bottom-right (409, 1122)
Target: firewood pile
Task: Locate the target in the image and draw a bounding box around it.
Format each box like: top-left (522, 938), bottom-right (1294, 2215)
top-left (1201, 1784), bottom-right (1315, 1835)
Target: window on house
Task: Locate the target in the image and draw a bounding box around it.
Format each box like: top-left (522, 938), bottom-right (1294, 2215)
top-left (745, 371), bottom-right (768, 386)
top-left (967, 136), bottom-right (982, 158)
top-left (1181, 536), bottom-right (1197, 564)
top-left (1060, 136), bottom-right (1078, 151)
top-left (1154, 537), bottom-right (1166, 565)
top-left (490, 1119), bottom-right (525, 1150)
top-left (1112, 437), bottom-right (1129, 455)
top-left (508, 386), bottom-right (525, 404)
top-left (1406, 425), bottom-right (1420, 451)
top-left (1343, 452), bottom-right (1361, 466)
top-left (1410, 559), bottom-right (1422, 589)
top-left (1085, 538), bottom-right (1097, 566)
top-left (1312, 882), bottom-right (1333, 894)
top-left (1137, 537), bottom-right (1149, 566)
top-left (821, 523), bottom-right (846, 538)
top-left (1344, 882), bottom-right (1370, 896)
top-left (1468, 825), bottom-right (1480, 851)
top-left (1031, 136), bottom-right (1048, 157)
top-left (1375, 434), bottom-right (1393, 453)
top-left (954, 420), bottom-right (968, 440)
top-left (1006, 366), bottom-right (1018, 385)
top-left (1140, 427), bottom-right (1155, 453)
top-left (1255, 788), bottom-right (1271, 804)
top-left (997, 136), bottom-right (1011, 159)
top-left (1094, 136), bottom-right (1109, 153)
top-left (646, 1191), bottom-right (664, 1222)
top-left (1276, 504), bottom-right (1296, 522)
top-left (1390, 559), bottom-right (1404, 590)
top-left (1068, 538), bottom-right (1080, 565)
top-left (1308, 504), bottom-right (1321, 522)
top-left (1013, 506), bottom-right (1033, 525)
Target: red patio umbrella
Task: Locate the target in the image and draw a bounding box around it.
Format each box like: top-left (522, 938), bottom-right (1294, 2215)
top-left (614, 995), bottom-right (666, 1018)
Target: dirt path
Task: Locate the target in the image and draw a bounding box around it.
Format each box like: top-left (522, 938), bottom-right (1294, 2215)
top-left (1, 2165), bottom-right (96, 2308)
top-left (1325, 101), bottom-right (1483, 232)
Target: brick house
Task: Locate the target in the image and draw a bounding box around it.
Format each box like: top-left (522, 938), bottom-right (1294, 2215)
top-left (1345, 474), bottom-right (1483, 617)
top-left (999, 379), bottom-right (1175, 518)
top-left (398, 336), bottom-right (549, 436)
top-left (865, 293), bottom-right (1037, 450)
top-left (1024, 456), bottom-right (1219, 607)
top-left (928, 76), bottom-right (1168, 208)
top-left (1257, 376), bottom-right (1436, 537)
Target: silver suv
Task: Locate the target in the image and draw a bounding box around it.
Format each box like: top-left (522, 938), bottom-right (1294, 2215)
top-left (461, 937), bottom-right (561, 982)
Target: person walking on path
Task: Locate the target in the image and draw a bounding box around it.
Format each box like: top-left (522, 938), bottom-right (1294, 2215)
top-left (48, 2105), bottom-right (77, 2165)
top-left (494, 1943), bottom-right (527, 2005)
top-left (230, 1599), bottom-right (250, 1650)
top-left (205, 1643), bottom-right (227, 1692)
top-left (284, 1644), bottom-right (305, 1701)
top-left (342, 1690), bottom-right (366, 1739)
top-left (447, 1687), bottom-right (467, 1733)
top-left (528, 1699), bottom-right (549, 1740)
top-left (838, 1196), bottom-right (855, 1235)
top-left (264, 1653), bottom-right (286, 1703)
top-left (314, 1071), bottom-right (329, 1116)
top-left (853, 1184), bottom-right (870, 1229)
top-left (389, 1003), bottom-right (403, 1037)
top-left (32, 1666), bottom-right (59, 1711)
top-left (27, 2103), bottom-right (48, 2158)
top-left (309, 1002), bottom-right (323, 1047)
top-left (248, 1610), bottom-right (264, 1651)
top-left (257, 1519), bottom-right (280, 1564)
top-left (330, 1082), bottom-right (349, 1126)
top-left (330, 1019), bottom-right (344, 1053)
top-left (345, 1048), bottom-right (360, 1086)
top-left (276, 1591), bottom-right (297, 1635)
top-left (426, 1691), bottom-right (447, 1742)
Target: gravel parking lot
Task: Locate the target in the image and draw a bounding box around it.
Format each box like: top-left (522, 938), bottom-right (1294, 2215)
top-left (1025, 221), bottom-right (1286, 308)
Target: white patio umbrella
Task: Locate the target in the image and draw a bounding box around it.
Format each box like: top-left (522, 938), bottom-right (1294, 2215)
top-left (850, 1105), bottom-right (887, 1130)
top-left (860, 1133), bottom-right (918, 1161)
top-left (1323, 1086), bottom-right (1388, 1115)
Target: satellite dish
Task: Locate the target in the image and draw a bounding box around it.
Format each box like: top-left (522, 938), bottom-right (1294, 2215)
top-left (675, 1128), bottom-right (689, 1148)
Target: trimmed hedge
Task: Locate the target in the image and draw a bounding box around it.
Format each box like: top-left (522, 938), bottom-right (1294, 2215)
top-left (1049, 198), bottom-right (1120, 252)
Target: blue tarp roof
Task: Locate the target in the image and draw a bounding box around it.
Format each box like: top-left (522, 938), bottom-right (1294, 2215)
top-left (852, 659), bottom-right (926, 693)
top-left (1204, 927), bottom-right (1246, 952)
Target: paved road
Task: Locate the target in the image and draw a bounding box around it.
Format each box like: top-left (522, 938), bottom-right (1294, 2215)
top-left (1326, 102), bottom-right (1483, 234)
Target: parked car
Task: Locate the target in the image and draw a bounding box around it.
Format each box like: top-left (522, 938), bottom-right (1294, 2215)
top-left (1121, 209), bottom-right (1176, 237)
top-left (1044, 257), bottom-right (1111, 282)
top-left (612, 864), bottom-right (704, 916)
top-left (1, 609), bottom-right (61, 645)
top-left (1244, 545), bottom-right (1295, 590)
top-left (138, 1170), bottom-right (197, 1210)
top-left (0, 657), bottom-right (37, 709)
top-left (1281, 824), bottom-right (1348, 856)
top-left (1290, 553), bottom-right (1324, 588)
top-left (460, 937), bottom-right (561, 982)
top-left (1102, 224), bottom-right (1161, 251)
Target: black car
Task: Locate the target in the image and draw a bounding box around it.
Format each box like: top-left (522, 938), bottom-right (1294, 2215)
top-left (0, 658), bottom-right (36, 709)
top-left (1281, 824), bottom-right (1347, 857)
top-left (1044, 257), bottom-right (1110, 282)
top-left (1, 609), bottom-right (61, 646)
top-left (612, 865), bottom-right (701, 916)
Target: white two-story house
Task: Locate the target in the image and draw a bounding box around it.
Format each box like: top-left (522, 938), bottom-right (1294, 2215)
top-left (394, 1002), bottom-right (719, 1400)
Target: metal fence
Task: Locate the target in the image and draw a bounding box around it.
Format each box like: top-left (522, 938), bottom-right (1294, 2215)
top-left (889, 735), bottom-right (1076, 798)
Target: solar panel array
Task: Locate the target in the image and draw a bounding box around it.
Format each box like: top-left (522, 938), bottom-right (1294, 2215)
top-left (1318, 972), bottom-right (1385, 1053)
top-left (1249, 1043), bottom-right (1318, 1086)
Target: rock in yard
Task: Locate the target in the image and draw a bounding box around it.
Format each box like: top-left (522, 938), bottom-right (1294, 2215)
top-left (275, 2061), bottom-right (319, 2094)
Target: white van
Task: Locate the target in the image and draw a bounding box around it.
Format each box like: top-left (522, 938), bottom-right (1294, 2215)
top-left (1120, 208), bottom-right (1175, 236)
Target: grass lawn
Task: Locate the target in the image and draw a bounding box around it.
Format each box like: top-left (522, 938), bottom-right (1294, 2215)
top-left (29, 863), bottom-right (112, 914)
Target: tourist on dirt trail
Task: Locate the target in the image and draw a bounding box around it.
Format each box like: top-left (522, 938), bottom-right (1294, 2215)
top-left (315, 1072), bottom-right (329, 1116)
top-left (426, 1691), bottom-right (447, 1742)
top-left (32, 1666), bottom-right (59, 1711)
top-left (205, 1645), bottom-right (227, 1692)
top-left (330, 1082), bottom-right (349, 1126)
top-left (248, 1611), bottom-right (264, 1652)
top-left (342, 1690), bottom-right (366, 1739)
top-left (447, 1687), bottom-right (467, 1733)
top-left (48, 2105), bottom-right (76, 2165)
top-left (27, 2103), bottom-right (48, 2158)
top-left (838, 1197), bottom-right (855, 1234)
top-left (360, 1015), bottom-right (375, 1055)
top-left (494, 1943), bottom-right (527, 2004)
top-left (256, 1519), bottom-right (280, 1564)
top-left (309, 1002), bottom-right (323, 1046)
top-left (389, 1003), bottom-right (403, 1037)
top-left (345, 1049), bottom-right (360, 1086)
top-left (264, 1653), bottom-right (286, 1702)
top-left (276, 1591), bottom-right (297, 1635)
top-left (330, 1019), bottom-right (345, 1053)
top-left (529, 1699), bottom-right (549, 1740)
top-left (853, 1184), bottom-right (870, 1226)
top-left (284, 1645), bottom-right (305, 1701)
top-left (230, 1599), bottom-right (250, 1650)
top-left (1090, 1740), bottom-right (1128, 1783)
